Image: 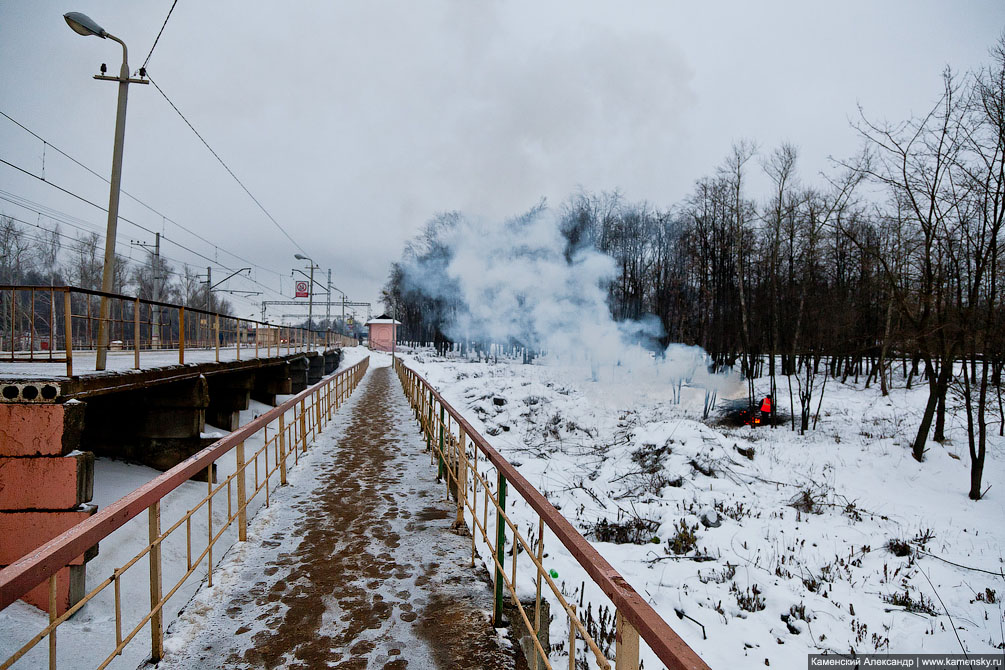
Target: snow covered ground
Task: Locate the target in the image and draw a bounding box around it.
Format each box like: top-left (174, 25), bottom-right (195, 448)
top-left (401, 348), bottom-right (1005, 668)
top-left (3, 343), bottom-right (1000, 669)
top-left (0, 347), bottom-right (370, 670)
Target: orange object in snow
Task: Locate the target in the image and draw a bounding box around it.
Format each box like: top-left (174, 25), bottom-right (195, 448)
top-left (760, 396), bottom-right (772, 413)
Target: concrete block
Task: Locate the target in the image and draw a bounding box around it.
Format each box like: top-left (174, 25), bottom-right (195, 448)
top-left (84, 376), bottom-right (209, 448)
top-left (517, 597), bottom-right (550, 664)
top-left (323, 350), bottom-right (338, 374)
top-left (206, 408), bottom-right (240, 432)
top-left (134, 408), bottom-right (206, 439)
top-left (307, 353), bottom-right (324, 384)
top-left (289, 356), bottom-right (309, 393)
top-left (252, 362), bottom-right (292, 406)
top-left (0, 452), bottom-right (94, 510)
top-left (206, 371), bottom-right (254, 430)
top-left (0, 402), bottom-right (84, 457)
top-left (0, 506), bottom-right (98, 565)
top-left (127, 375), bottom-right (210, 409)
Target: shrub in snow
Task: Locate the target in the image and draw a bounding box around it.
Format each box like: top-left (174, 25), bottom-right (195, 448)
top-left (667, 518), bottom-right (700, 555)
top-left (731, 582), bottom-right (766, 612)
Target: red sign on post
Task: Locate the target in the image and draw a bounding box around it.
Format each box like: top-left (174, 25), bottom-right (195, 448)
top-left (295, 281), bottom-right (309, 298)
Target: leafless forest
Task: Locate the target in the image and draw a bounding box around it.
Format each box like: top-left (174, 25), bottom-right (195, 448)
top-left (384, 40), bottom-right (1005, 500)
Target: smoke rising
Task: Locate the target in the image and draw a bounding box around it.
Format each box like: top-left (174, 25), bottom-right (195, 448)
top-left (398, 206), bottom-right (733, 401)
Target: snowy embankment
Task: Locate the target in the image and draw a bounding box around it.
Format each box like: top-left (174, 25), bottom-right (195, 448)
top-left (0, 347), bottom-right (370, 670)
top-left (403, 349), bottom-right (1005, 668)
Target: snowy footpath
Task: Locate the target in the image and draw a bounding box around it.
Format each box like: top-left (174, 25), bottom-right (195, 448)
top-left (151, 355), bottom-right (519, 670)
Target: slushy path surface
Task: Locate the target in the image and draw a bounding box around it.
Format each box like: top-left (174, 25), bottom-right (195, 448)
top-left (156, 357), bottom-right (517, 669)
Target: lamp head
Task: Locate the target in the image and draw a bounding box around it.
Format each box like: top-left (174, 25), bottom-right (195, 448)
top-left (63, 12), bottom-right (106, 38)
top-left (294, 253), bottom-right (310, 261)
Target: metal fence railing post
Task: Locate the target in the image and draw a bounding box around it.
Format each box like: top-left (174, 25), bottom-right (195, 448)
top-left (494, 471), bottom-right (507, 627)
top-left (148, 501), bottom-right (163, 662)
top-left (178, 307), bottom-right (185, 364)
top-left (533, 517), bottom-right (544, 670)
top-left (615, 610), bottom-right (640, 670)
top-left (47, 575), bottom-right (56, 670)
top-left (279, 413), bottom-right (287, 485)
top-left (438, 405), bottom-right (446, 481)
top-left (456, 429), bottom-right (466, 527)
top-left (300, 399), bottom-right (307, 452)
top-left (568, 603), bottom-right (577, 670)
top-left (63, 290), bottom-right (73, 377)
top-left (236, 441), bottom-right (247, 542)
top-left (134, 297), bottom-right (141, 369)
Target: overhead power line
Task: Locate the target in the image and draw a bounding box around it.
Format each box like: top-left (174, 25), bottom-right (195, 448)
top-left (0, 161), bottom-right (289, 302)
top-left (3, 213), bottom-right (274, 315)
top-left (0, 109), bottom-right (286, 279)
top-left (146, 74), bottom-right (310, 256)
top-left (142, 0), bottom-right (179, 71)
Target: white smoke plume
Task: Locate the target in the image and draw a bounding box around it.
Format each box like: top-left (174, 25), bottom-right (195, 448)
top-left (399, 207), bottom-right (734, 404)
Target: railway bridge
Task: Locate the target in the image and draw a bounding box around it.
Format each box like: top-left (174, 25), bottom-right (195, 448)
top-left (0, 285), bottom-right (351, 613)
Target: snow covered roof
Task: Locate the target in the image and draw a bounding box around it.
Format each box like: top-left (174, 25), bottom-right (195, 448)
top-left (365, 314), bottom-right (401, 326)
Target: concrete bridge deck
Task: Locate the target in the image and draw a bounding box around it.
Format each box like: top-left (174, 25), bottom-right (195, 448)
top-left (153, 359), bottom-right (518, 670)
top-left (0, 345), bottom-right (337, 399)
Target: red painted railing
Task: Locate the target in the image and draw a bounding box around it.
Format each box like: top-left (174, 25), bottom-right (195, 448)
top-left (0, 356), bottom-right (369, 668)
top-left (395, 358), bottom-right (709, 670)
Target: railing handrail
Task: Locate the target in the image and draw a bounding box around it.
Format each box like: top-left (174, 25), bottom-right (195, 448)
top-left (0, 284), bottom-right (355, 338)
top-left (0, 356), bottom-right (370, 611)
top-left (397, 359), bottom-right (709, 670)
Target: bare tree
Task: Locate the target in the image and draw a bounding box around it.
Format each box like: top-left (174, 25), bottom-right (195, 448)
top-left (721, 140), bottom-right (758, 401)
top-left (852, 70), bottom-right (967, 460)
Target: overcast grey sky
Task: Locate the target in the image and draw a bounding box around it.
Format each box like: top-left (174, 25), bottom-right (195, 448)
top-left (1, 1), bottom-right (1003, 320)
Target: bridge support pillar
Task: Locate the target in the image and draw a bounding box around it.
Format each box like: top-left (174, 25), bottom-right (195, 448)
top-left (323, 349), bottom-right (341, 375)
top-left (307, 352), bottom-right (324, 385)
top-left (83, 376), bottom-right (216, 480)
top-left (289, 356), bottom-right (309, 394)
top-left (251, 362), bottom-right (292, 406)
top-left (206, 372), bottom-right (254, 431)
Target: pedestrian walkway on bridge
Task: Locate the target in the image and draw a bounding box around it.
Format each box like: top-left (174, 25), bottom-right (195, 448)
top-left (153, 357), bottom-right (519, 670)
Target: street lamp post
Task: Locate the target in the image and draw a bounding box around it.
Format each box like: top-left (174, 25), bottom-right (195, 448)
top-left (64, 12), bottom-right (147, 370)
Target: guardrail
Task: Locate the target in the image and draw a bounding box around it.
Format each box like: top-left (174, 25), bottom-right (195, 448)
top-left (0, 356), bottom-right (369, 669)
top-left (394, 358), bottom-right (709, 670)
top-left (0, 285), bottom-right (357, 376)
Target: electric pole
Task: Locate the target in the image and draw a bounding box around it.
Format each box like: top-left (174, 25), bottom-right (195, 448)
top-left (132, 232), bottom-right (161, 347)
top-left (153, 233), bottom-right (160, 348)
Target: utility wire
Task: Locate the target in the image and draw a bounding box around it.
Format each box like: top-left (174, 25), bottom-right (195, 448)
top-left (146, 74), bottom-right (309, 256)
top-left (142, 0), bottom-right (179, 71)
top-left (0, 109), bottom-right (286, 279)
top-left (0, 161), bottom-right (289, 301)
top-left (4, 214), bottom-right (270, 314)
top-left (3, 207), bottom-right (239, 291)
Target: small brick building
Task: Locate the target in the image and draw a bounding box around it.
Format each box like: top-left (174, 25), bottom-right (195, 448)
top-left (365, 315), bottom-right (400, 353)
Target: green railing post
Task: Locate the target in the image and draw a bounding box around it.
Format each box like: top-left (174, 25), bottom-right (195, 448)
top-left (494, 471), bottom-right (507, 626)
top-left (426, 389), bottom-right (433, 452)
top-left (438, 405), bottom-right (446, 482)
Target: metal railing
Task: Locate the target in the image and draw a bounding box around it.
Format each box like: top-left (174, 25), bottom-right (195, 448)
top-left (0, 285), bottom-right (357, 376)
top-left (0, 356), bottom-right (369, 669)
top-left (394, 358), bottom-right (709, 670)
